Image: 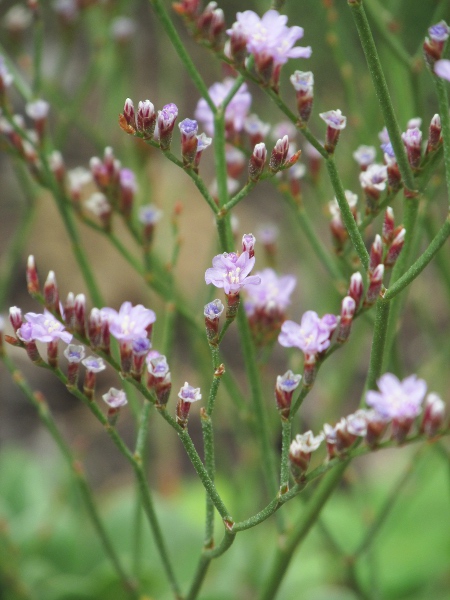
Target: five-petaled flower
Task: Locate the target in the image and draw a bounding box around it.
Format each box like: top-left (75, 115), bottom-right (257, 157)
top-left (278, 310), bottom-right (337, 356)
top-left (205, 251), bottom-right (261, 296)
top-left (18, 311), bottom-right (72, 344)
top-left (366, 373), bottom-right (427, 421)
top-left (101, 302), bottom-right (156, 342)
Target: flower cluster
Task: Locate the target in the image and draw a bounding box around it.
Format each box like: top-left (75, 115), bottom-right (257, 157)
top-left (244, 268), bottom-right (296, 346)
top-left (227, 10), bottom-right (311, 87)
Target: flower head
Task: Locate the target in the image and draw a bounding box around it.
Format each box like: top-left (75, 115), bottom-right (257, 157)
top-left (205, 251), bottom-right (261, 296)
top-left (195, 78), bottom-right (251, 136)
top-left (366, 373), bottom-right (427, 421)
top-left (102, 387), bottom-right (128, 408)
top-left (353, 145), bottom-right (376, 168)
top-left (82, 355), bottom-right (106, 373)
top-left (244, 268), bottom-right (296, 316)
top-left (18, 311), bottom-right (72, 344)
top-left (319, 109), bottom-right (346, 130)
top-left (138, 204), bottom-right (163, 226)
top-left (178, 381), bottom-right (202, 403)
top-left (64, 344), bottom-right (85, 363)
top-left (227, 10), bottom-right (311, 70)
top-left (278, 310), bottom-right (337, 356)
top-left (101, 302), bottom-right (156, 342)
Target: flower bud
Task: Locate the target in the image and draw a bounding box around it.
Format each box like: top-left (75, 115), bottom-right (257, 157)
top-left (269, 136), bottom-right (289, 172)
top-left (209, 8), bottom-right (225, 50)
top-left (382, 207), bottom-right (395, 245)
top-left (138, 204), bottom-right (163, 250)
top-left (227, 21), bottom-right (247, 66)
top-left (44, 271), bottom-right (60, 314)
top-left (136, 99), bottom-right (156, 138)
top-left (88, 308), bottom-right (102, 348)
top-left (420, 393), bottom-right (445, 437)
top-left (365, 410), bottom-right (389, 447)
top-left (244, 114), bottom-right (270, 147)
top-left (176, 382), bottom-right (201, 428)
top-left (337, 296), bottom-right (356, 343)
top-left (131, 337), bottom-right (151, 380)
top-left (193, 133), bottom-right (212, 172)
top-left (319, 109), bottom-right (346, 153)
top-left (248, 143), bottom-right (267, 181)
top-left (364, 264), bottom-right (384, 306)
top-left (119, 168), bottom-right (137, 219)
top-left (290, 71), bottom-right (314, 123)
top-left (204, 299), bottom-right (224, 345)
top-left (369, 234), bottom-right (383, 273)
top-left (26, 255), bottom-right (40, 295)
top-left (426, 114), bottom-right (441, 154)
top-left (74, 293), bottom-right (86, 336)
top-left (384, 228), bottom-right (405, 267)
top-left (102, 387), bottom-right (128, 424)
top-left (242, 233), bottom-right (255, 258)
top-left (402, 127), bottom-right (422, 169)
top-left (146, 354), bottom-right (172, 407)
top-left (158, 103), bottom-right (178, 151)
top-left (179, 118), bottom-right (199, 167)
top-left (123, 98), bottom-right (135, 128)
top-left (275, 370), bottom-right (302, 420)
top-left (348, 272), bottom-right (364, 308)
top-left (9, 306), bottom-right (23, 333)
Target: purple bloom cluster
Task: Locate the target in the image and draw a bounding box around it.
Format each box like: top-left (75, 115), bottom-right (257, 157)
top-left (278, 310), bottom-right (337, 356)
top-left (227, 10), bottom-right (311, 69)
top-left (366, 373), bottom-right (427, 421)
top-left (101, 301), bottom-right (156, 342)
top-left (205, 251), bottom-right (261, 296)
top-left (244, 268), bottom-right (296, 316)
top-left (195, 78), bottom-right (251, 136)
top-left (18, 311), bottom-right (72, 344)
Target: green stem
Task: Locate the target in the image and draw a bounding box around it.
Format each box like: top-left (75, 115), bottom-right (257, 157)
top-left (382, 195), bottom-right (420, 370)
top-left (1, 355), bottom-right (137, 597)
top-left (279, 420), bottom-right (292, 494)
top-left (184, 532), bottom-right (236, 600)
top-left (149, 0), bottom-right (215, 112)
top-left (433, 75), bottom-right (450, 197)
top-left (202, 346), bottom-right (222, 547)
top-left (348, 0), bottom-right (416, 192)
top-left (326, 157), bottom-right (370, 271)
top-left (365, 299), bottom-right (391, 391)
top-left (213, 111), bottom-right (229, 207)
top-left (221, 180), bottom-right (256, 213)
top-left (260, 462), bottom-right (349, 600)
top-left (383, 216), bottom-right (450, 301)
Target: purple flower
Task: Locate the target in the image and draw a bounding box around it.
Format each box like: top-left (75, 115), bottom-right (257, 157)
top-left (366, 373), bottom-right (427, 421)
top-left (147, 354), bottom-right (170, 378)
top-left (102, 387), bottom-right (128, 408)
top-left (435, 59), bottom-right (450, 81)
top-left (205, 251), bottom-right (261, 295)
top-left (179, 118), bottom-right (198, 139)
top-left (195, 78), bottom-right (251, 136)
top-left (359, 164), bottom-right (388, 192)
top-left (18, 311), bottom-right (72, 344)
top-left (64, 344), bottom-right (85, 363)
top-left (353, 145), bottom-right (376, 168)
top-left (228, 10), bottom-right (311, 67)
top-left (178, 381), bottom-right (202, 403)
top-left (82, 355), bottom-right (106, 373)
top-left (101, 302), bottom-right (156, 342)
top-left (278, 310), bottom-right (336, 356)
top-left (319, 109), bottom-right (347, 130)
top-left (138, 204), bottom-right (163, 226)
top-left (204, 299), bottom-right (225, 320)
top-left (429, 21), bottom-right (450, 43)
top-left (244, 268), bottom-right (296, 316)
